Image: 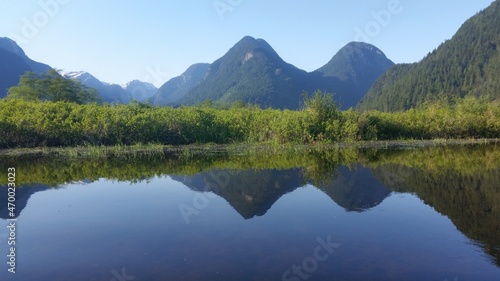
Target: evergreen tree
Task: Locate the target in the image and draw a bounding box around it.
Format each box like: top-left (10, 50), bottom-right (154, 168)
top-left (358, 0), bottom-right (500, 111)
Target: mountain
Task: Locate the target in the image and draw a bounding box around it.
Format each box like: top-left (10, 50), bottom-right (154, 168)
top-left (173, 36), bottom-right (312, 109)
top-left (312, 42), bottom-right (394, 109)
top-left (152, 63), bottom-right (210, 106)
top-left (62, 71), bottom-right (158, 103)
top-left (0, 37), bottom-right (154, 104)
top-left (358, 0), bottom-right (500, 111)
top-left (0, 37), bottom-right (52, 73)
top-left (0, 48), bottom-right (32, 97)
top-left (0, 35), bottom-right (392, 108)
top-left (60, 71), bottom-right (132, 103)
top-left (123, 80), bottom-right (158, 102)
top-left (0, 37), bottom-right (53, 97)
top-left (155, 36), bottom-right (393, 110)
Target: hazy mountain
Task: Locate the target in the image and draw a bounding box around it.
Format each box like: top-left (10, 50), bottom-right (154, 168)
top-left (0, 48), bottom-right (32, 97)
top-left (0, 37), bottom-right (53, 97)
top-left (175, 36), bottom-right (311, 109)
top-left (0, 37), bottom-right (133, 103)
top-left (123, 80), bottom-right (158, 102)
top-left (60, 71), bottom-right (132, 103)
top-left (358, 0), bottom-right (500, 111)
top-left (312, 42), bottom-right (394, 109)
top-left (152, 63), bottom-right (210, 106)
top-left (0, 37), bottom-right (51, 73)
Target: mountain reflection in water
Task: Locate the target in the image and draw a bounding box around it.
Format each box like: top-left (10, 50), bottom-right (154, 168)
top-left (0, 144), bottom-right (499, 280)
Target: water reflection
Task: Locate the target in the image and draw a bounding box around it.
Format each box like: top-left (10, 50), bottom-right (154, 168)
top-left (172, 165), bottom-right (392, 219)
top-left (317, 165), bottom-right (391, 212)
top-left (0, 184), bottom-right (50, 219)
top-left (373, 164), bottom-right (500, 267)
top-left (172, 169), bottom-right (305, 219)
top-left (0, 144), bottom-right (499, 280)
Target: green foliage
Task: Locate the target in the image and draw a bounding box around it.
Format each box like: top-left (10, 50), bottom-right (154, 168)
top-left (7, 69), bottom-right (100, 104)
top-left (362, 97), bottom-right (500, 140)
top-left (302, 91), bottom-right (342, 142)
top-left (359, 1), bottom-right (500, 111)
top-left (0, 95), bottom-right (498, 149)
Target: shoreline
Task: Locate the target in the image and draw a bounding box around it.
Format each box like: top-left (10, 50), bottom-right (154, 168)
top-left (0, 138), bottom-right (498, 158)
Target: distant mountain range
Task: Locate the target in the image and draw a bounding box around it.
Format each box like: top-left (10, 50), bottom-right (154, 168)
top-left (122, 80), bottom-right (158, 102)
top-left (3, 0), bottom-right (497, 111)
top-left (358, 0), bottom-right (500, 111)
top-left (58, 71), bottom-right (157, 103)
top-left (59, 70), bottom-right (131, 103)
top-left (1, 35), bottom-right (392, 108)
top-left (153, 37), bottom-right (394, 110)
top-left (0, 37), bottom-right (157, 103)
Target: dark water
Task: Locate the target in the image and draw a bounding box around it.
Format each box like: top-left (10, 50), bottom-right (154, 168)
top-left (0, 144), bottom-right (499, 281)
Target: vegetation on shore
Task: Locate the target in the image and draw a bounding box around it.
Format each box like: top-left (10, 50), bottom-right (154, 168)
top-left (1, 142), bottom-right (498, 186)
top-left (1, 90), bottom-right (499, 149)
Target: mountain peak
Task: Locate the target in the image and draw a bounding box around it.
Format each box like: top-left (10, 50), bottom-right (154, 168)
top-left (311, 41), bottom-right (394, 109)
top-left (0, 37), bottom-right (26, 57)
top-left (122, 80), bottom-right (158, 102)
top-left (0, 37), bottom-right (51, 73)
top-left (229, 36), bottom-right (279, 61)
top-left (59, 70), bottom-right (133, 103)
top-left (59, 70), bottom-right (105, 85)
top-left (317, 41), bottom-right (393, 80)
top-left (342, 41), bottom-right (386, 56)
top-left (122, 80), bottom-right (157, 90)
top-left (176, 36), bottom-right (308, 109)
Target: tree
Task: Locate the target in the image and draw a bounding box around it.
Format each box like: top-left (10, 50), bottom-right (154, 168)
top-left (302, 90), bottom-right (343, 142)
top-left (7, 69), bottom-right (101, 104)
top-left (302, 90), bottom-right (341, 121)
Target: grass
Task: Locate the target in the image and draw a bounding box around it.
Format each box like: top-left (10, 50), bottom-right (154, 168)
top-left (0, 138), bottom-right (498, 159)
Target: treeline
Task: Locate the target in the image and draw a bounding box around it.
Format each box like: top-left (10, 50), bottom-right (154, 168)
top-left (359, 0), bottom-right (500, 111)
top-left (0, 93), bottom-right (499, 148)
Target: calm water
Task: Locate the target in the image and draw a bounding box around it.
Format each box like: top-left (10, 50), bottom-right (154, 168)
top-left (0, 145), bottom-right (499, 281)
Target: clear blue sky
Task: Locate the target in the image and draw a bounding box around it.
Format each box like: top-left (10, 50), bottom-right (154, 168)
top-left (0, 0), bottom-right (495, 87)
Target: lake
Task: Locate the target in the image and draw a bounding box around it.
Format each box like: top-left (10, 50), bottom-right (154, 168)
top-left (0, 143), bottom-right (499, 281)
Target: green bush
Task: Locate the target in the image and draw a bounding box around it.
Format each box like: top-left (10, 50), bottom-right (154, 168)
top-left (0, 95), bottom-right (498, 149)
